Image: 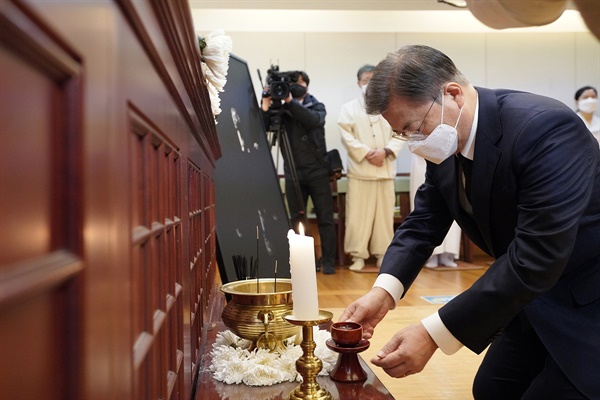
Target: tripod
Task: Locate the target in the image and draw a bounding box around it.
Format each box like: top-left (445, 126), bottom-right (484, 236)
top-left (267, 109), bottom-right (313, 237)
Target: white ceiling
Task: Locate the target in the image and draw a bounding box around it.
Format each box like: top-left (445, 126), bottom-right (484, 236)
top-left (187, 0), bottom-right (465, 11)
top-left (189, 1), bottom-right (586, 34)
top-left (188, 0), bottom-right (577, 11)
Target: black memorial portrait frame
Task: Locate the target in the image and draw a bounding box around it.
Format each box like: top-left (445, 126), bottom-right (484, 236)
top-left (214, 54), bottom-right (292, 284)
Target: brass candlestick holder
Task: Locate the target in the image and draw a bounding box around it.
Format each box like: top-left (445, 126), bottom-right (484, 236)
top-left (283, 310), bottom-right (334, 400)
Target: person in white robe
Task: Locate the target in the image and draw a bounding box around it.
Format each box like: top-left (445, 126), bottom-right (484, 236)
top-left (410, 154), bottom-right (462, 268)
top-left (338, 65), bottom-right (404, 271)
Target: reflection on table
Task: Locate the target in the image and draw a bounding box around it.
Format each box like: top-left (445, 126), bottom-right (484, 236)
top-left (196, 322), bottom-right (395, 400)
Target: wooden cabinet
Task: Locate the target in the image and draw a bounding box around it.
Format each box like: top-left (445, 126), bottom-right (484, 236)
top-left (0, 1), bottom-right (223, 398)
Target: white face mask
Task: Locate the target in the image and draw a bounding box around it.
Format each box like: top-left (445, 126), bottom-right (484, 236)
top-left (408, 94), bottom-right (463, 164)
top-left (578, 97), bottom-right (598, 114)
top-left (361, 84), bottom-right (368, 95)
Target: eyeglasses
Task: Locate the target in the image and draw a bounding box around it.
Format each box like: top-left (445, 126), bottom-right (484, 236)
top-left (392, 94), bottom-right (438, 142)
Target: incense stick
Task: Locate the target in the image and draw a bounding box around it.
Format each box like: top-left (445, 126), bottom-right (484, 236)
top-left (232, 255), bottom-right (248, 280)
top-left (274, 260), bottom-right (278, 292)
top-left (256, 226), bottom-right (259, 293)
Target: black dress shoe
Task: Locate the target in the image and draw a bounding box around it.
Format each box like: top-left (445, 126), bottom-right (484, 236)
top-left (322, 265), bottom-right (336, 274)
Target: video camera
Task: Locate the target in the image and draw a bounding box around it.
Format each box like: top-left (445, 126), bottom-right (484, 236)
top-left (265, 65), bottom-right (300, 101)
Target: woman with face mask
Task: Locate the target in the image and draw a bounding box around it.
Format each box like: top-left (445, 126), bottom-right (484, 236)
top-left (574, 86), bottom-right (599, 147)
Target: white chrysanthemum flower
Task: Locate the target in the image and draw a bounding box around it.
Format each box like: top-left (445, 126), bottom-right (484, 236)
top-left (214, 330), bottom-right (240, 347)
top-left (251, 348), bottom-right (279, 366)
top-left (210, 329), bottom-right (337, 386)
top-left (202, 29), bottom-right (232, 83)
top-left (272, 351), bottom-right (299, 382)
top-left (285, 343), bottom-right (303, 360)
top-left (211, 347), bottom-right (239, 370)
top-left (313, 327), bottom-right (338, 374)
top-left (215, 332), bottom-right (251, 350)
top-left (284, 335), bottom-right (297, 346)
top-left (198, 29), bottom-right (232, 118)
top-left (221, 358), bottom-right (247, 384)
top-left (201, 63), bottom-right (222, 117)
top-left (243, 364), bottom-right (286, 386)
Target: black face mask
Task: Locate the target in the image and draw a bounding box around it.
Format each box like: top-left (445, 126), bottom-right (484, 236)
top-left (290, 84), bottom-right (307, 99)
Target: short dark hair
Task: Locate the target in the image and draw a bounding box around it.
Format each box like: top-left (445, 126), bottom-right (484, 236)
top-left (357, 64), bottom-right (375, 81)
top-left (365, 45), bottom-right (468, 115)
top-left (575, 86), bottom-right (597, 100)
top-left (298, 71), bottom-right (310, 86)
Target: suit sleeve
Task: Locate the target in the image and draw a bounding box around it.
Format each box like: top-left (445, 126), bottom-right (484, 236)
top-left (379, 159), bottom-right (455, 292)
top-left (440, 108), bottom-right (598, 353)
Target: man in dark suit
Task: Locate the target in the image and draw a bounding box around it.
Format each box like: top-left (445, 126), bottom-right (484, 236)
top-left (340, 45), bottom-right (599, 399)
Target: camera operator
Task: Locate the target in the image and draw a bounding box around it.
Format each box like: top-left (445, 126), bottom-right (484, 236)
top-left (261, 71), bottom-right (336, 275)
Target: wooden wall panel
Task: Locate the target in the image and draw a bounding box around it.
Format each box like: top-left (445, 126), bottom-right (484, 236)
top-left (0, 1), bottom-right (84, 399)
top-left (0, 0), bottom-right (222, 399)
top-left (130, 109), bottom-right (183, 399)
top-left (187, 163), bottom-right (204, 381)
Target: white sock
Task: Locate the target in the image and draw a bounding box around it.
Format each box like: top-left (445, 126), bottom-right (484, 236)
top-left (440, 253), bottom-right (458, 267)
top-left (349, 258), bottom-right (365, 271)
top-left (425, 255), bottom-right (439, 268)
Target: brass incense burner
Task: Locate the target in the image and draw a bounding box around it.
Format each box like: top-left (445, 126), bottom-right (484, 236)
top-left (220, 278), bottom-right (299, 350)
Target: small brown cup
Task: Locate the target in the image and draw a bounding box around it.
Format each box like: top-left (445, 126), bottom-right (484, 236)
top-left (330, 322), bottom-right (362, 346)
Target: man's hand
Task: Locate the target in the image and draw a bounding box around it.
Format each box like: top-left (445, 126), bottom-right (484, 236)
top-left (261, 85), bottom-right (271, 111)
top-left (365, 148), bottom-right (386, 167)
top-left (370, 322), bottom-right (438, 378)
top-left (338, 287), bottom-right (395, 339)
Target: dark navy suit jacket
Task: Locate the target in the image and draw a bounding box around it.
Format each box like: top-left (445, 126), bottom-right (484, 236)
top-left (380, 87), bottom-right (600, 397)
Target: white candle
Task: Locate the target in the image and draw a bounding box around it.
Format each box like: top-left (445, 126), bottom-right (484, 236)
top-left (287, 224), bottom-right (319, 320)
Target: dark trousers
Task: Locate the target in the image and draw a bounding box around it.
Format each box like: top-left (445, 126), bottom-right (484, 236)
top-left (285, 170), bottom-right (335, 269)
top-left (473, 313), bottom-right (588, 399)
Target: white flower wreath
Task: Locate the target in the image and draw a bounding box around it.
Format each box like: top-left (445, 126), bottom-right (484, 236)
top-left (210, 328), bottom-right (338, 386)
top-left (199, 29), bottom-right (233, 118)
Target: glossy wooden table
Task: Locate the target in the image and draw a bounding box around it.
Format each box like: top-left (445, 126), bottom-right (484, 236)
top-left (195, 322), bottom-right (395, 399)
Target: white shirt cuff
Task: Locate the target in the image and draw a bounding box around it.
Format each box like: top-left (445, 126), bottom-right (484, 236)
top-left (373, 273), bottom-right (404, 310)
top-left (421, 312), bottom-right (463, 355)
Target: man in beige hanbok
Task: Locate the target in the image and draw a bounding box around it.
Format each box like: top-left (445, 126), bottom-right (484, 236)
top-left (338, 65), bottom-right (405, 271)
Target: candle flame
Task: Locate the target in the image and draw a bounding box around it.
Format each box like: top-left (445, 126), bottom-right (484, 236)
top-left (299, 223), bottom-right (305, 236)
